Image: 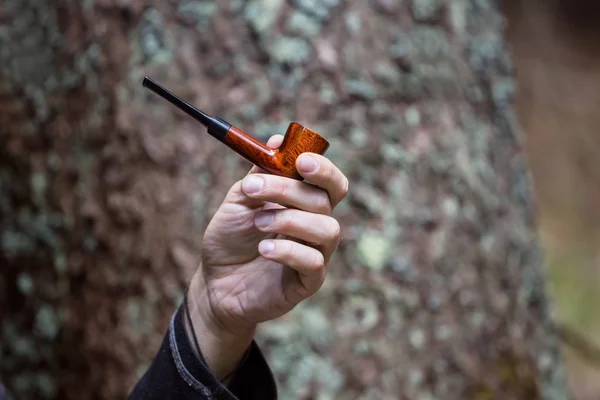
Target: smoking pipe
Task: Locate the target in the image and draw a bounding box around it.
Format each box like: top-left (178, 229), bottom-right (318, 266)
top-left (142, 77), bottom-right (330, 180)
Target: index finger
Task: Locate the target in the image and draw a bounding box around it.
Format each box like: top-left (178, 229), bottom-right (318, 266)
top-left (296, 153), bottom-right (349, 208)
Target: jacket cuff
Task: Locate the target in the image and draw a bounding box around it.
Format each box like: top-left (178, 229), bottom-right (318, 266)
top-left (169, 304), bottom-right (234, 397)
top-left (169, 304), bottom-right (278, 399)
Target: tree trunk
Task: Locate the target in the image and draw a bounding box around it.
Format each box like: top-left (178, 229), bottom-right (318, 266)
top-left (0, 0), bottom-right (570, 399)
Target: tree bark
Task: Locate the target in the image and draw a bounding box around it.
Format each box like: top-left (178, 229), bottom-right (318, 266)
top-left (0, 0), bottom-right (570, 399)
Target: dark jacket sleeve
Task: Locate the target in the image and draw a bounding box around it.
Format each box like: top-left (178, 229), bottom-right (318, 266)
top-left (129, 304), bottom-right (277, 399)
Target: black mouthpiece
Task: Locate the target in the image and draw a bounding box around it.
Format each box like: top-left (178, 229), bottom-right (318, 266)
top-left (142, 76), bottom-right (231, 140)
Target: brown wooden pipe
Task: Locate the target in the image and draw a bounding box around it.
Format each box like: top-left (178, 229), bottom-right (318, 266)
top-left (142, 77), bottom-right (330, 180)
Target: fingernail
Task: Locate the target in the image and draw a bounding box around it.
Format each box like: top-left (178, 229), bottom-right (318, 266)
top-left (242, 175), bottom-right (264, 194)
top-left (298, 155), bottom-right (318, 173)
top-left (255, 212), bottom-right (274, 228)
top-left (259, 240), bottom-right (275, 255)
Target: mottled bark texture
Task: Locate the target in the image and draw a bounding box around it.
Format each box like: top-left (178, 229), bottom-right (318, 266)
top-left (0, 0), bottom-right (569, 399)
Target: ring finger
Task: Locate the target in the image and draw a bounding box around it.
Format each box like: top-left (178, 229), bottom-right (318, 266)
top-left (254, 209), bottom-right (340, 260)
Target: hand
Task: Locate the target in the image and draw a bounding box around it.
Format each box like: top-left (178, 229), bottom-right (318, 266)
top-left (186, 134), bottom-right (348, 379)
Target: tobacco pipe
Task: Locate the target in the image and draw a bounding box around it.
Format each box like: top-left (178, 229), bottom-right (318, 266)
top-left (142, 76), bottom-right (330, 180)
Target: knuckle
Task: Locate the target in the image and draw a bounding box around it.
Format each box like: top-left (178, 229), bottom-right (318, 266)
top-left (312, 251), bottom-right (325, 271)
top-left (316, 194), bottom-right (332, 214)
top-left (325, 163), bottom-right (335, 184)
top-left (340, 176), bottom-right (349, 197)
top-left (277, 179), bottom-right (290, 198)
top-left (284, 240), bottom-right (297, 259)
top-left (329, 218), bottom-right (341, 240)
top-left (276, 212), bottom-right (292, 230)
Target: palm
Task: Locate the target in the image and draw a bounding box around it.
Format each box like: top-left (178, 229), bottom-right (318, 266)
top-left (200, 184), bottom-right (302, 328)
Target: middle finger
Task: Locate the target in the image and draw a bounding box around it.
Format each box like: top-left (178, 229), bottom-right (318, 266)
top-left (241, 173), bottom-right (332, 215)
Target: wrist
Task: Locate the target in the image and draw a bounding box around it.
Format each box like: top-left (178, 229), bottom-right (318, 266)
top-left (185, 270), bottom-right (255, 380)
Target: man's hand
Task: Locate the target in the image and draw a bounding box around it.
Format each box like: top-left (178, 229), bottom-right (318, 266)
top-left (185, 134), bottom-right (349, 380)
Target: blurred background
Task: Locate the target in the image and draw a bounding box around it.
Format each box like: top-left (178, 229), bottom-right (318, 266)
top-left (2, 0), bottom-right (600, 399)
top-left (505, 0), bottom-right (600, 397)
